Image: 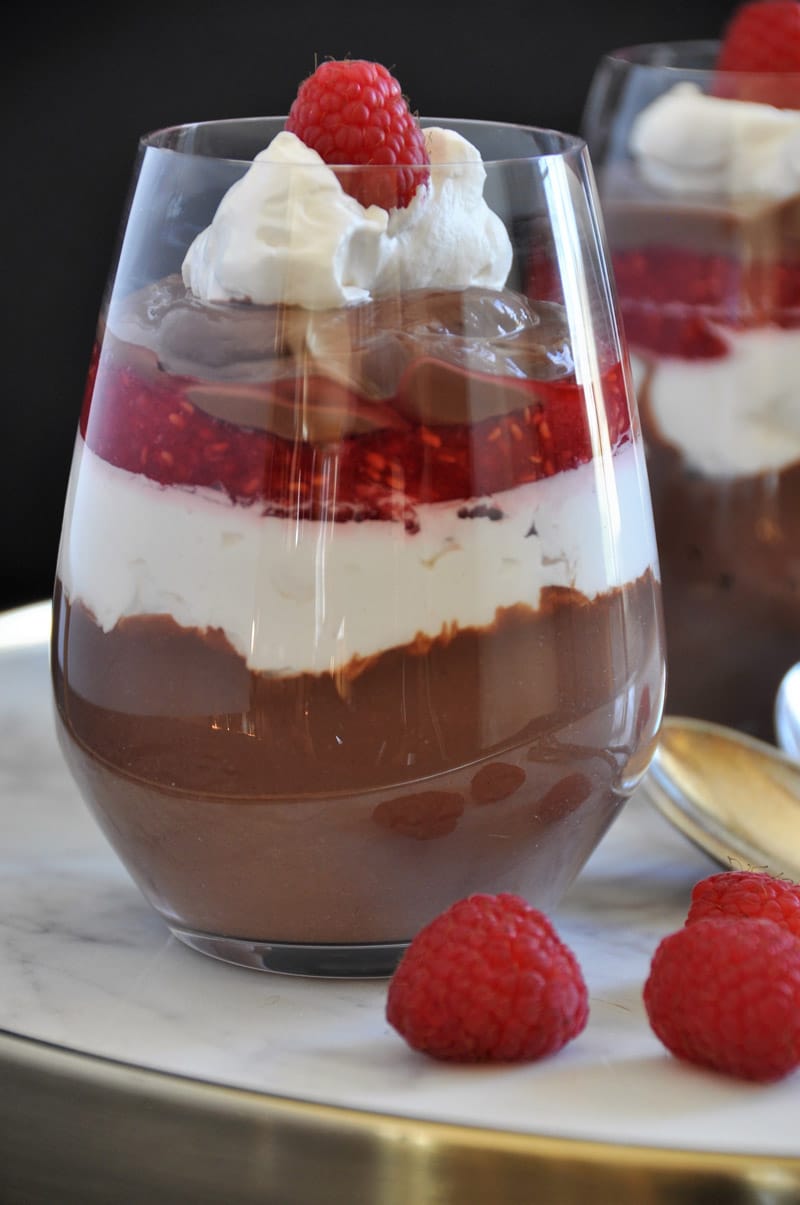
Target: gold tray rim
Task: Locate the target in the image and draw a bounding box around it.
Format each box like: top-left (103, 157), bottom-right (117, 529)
top-left (2, 1026), bottom-right (800, 1205)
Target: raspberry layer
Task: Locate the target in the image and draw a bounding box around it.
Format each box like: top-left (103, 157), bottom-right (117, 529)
top-left (85, 281), bottom-right (632, 515)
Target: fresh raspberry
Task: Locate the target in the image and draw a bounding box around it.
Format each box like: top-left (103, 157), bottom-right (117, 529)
top-left (82, 346), bottom-right (631, 511)
top-left (718, 0), bottom-right (800, 71)
top-left (285, 59), bottom-right (430, 210)
top-left (386, 893), bottom-right (588, 1062)
top-left (687, 870), bottom-right (800, 940)
top-left (644, 917), bottom-right (800, 1082)
top-left (716, 1), bottom-right (800, 107)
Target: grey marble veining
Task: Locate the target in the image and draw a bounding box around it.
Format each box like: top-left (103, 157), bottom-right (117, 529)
top-left (1, 609), bottom-right (798, 1156)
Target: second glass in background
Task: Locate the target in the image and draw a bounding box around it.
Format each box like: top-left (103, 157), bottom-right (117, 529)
top-left (583, 40), bottom-right (800, 740)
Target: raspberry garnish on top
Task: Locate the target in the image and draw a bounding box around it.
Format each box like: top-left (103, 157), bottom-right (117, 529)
top-left (285, 59), bottom-right (430, 210)
top-left (716, 0), bottom-right (800, 106)
top-left (717, 0), bottom-right (800, 74)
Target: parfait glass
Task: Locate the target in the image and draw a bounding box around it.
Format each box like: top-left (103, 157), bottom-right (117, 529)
top-left (51, 116), bottom-right (664, 977)
top-left (583, 43), bottom-right (800, 740)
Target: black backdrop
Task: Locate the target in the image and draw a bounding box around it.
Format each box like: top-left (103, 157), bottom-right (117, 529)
top-left (1, 0), bottom-right (738, 610)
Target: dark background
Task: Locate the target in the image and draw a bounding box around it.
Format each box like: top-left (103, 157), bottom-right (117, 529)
top-left (1, 0), bottom-right (738, 612)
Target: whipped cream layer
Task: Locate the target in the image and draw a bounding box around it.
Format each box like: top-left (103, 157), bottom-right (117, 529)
top-left (58, 438), bottom-right (657, 675)
top-left (182, 128), bottom-right (512, 309)
top-left (630, 82), bottom-right (800, 198)
top-left (633, 326), bottom-right (800, 476)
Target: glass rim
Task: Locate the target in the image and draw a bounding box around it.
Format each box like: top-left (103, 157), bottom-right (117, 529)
top-left (601, 37), bottom-right (800, 80)
top-left (137, 114), bottom-right (588, 167)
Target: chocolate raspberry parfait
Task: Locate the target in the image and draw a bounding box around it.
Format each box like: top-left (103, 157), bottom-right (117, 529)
top-left (584, 1), bottom-right (800, 740)
top-left (52, 61), bottom-right (664, 976)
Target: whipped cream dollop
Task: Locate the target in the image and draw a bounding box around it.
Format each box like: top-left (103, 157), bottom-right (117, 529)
top-left (630, 82), bottom-right (800, 198)
top-left (182, 128), bottom-right (512, 309)
top-left (638, 326), bottom-right (800, 476)
top-left (61, 439), bottom-right (656, 673)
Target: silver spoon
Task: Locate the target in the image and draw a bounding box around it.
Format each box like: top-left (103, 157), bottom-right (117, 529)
top-left (640, 715), bottom-right (800, 880)
top-left (775, 661), bottom-right (800, 762)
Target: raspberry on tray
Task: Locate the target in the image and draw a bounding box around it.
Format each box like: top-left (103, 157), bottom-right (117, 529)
top-left (386, 893), bottom-right (589, 1062)
top-left (644, 916), bottom-right (800, 1082)
top-left (687, 870), bottom-right (800, 940)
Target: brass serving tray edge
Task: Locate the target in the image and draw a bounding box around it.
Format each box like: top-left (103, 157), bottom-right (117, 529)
top-left (2, 1028), bottom-right (799, 1205)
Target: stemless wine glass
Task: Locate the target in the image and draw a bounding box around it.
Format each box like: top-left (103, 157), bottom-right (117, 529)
top-left (51, 116), bottom-right (664, 977)
top-left (583, 42), bottom-right (800, 741)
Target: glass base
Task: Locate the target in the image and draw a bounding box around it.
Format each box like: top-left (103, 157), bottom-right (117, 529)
top-left (170, 926), bottom-right (409, 978)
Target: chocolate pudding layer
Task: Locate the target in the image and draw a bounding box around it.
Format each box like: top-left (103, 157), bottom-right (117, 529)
top-left (53, 573), bottom-right (662, 946)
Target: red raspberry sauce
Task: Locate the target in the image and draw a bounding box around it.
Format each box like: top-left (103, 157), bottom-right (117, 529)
top-left (614, 247), bottom-right (800, 360)
top-left (80, 343), bottom-right (632, 521)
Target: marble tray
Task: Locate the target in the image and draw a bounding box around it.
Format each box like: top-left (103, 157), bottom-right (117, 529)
top-left (2, 601), bottom-right (799, 1204)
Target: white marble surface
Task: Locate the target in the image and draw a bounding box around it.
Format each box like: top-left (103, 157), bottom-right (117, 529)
top-left (2, 602), bottom-right (799, 1157)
